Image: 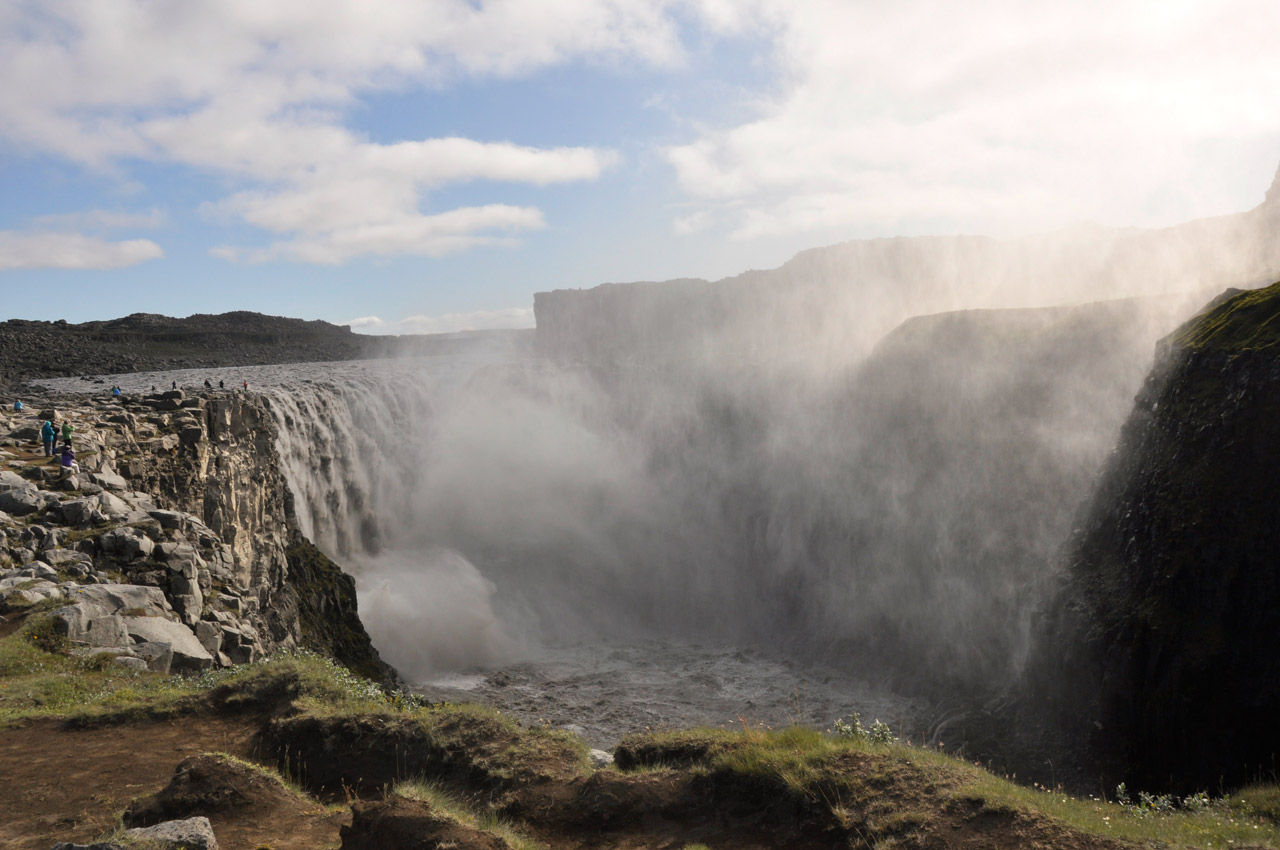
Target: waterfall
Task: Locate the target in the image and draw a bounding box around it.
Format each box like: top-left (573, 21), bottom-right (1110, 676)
top-left (260, 296), bottom-right (1188, 686)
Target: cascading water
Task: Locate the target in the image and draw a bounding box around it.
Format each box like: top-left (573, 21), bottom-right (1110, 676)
top-left (247, 293), bottom-right (1192, 711)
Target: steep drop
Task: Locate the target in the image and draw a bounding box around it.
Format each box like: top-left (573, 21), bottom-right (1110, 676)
top-left (1029, 281), bottom-right (1280, 790)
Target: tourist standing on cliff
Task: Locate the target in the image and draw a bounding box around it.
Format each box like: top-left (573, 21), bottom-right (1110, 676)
top-left (61, 420), bottom-right (74, 448)
top-left (12, 400), bottom-right (21, 412)
top-left (40, 420), bottom-right (55, 457)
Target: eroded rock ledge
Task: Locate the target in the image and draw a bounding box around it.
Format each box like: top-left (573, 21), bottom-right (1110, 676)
top-left (0, 388), bottom-right (390, 682)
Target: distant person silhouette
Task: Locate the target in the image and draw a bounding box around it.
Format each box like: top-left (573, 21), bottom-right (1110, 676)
top-left (243, 380), bottom-right (248, 390)
top-left (61, 420), bottom-right (74, 448)
top-left (172, 380), bottom-right (177, 390)
top-left (12, 400), bottom-right (21, 411)
top-left (111, 386), bottom-right (120, 397)
top-left (219, 380), bottom-right (224, 389)
top-left (204, 379), bottom-right (212, 389)
top-left (40, 420), bottom-right (55, 457)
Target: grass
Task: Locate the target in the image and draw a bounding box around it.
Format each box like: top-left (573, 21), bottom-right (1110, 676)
top-left (1172, 279), bottom-right (1280, 353)
top-left (394, 779), bottom-right (548, 850)
top-left (620, 724), bottom-right (1280, 849)
top-left (6, 613), bottom-right (1280, 849)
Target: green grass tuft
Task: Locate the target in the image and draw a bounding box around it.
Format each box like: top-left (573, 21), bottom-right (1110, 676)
top-left (1172, 280), bottom-right (1280, 353)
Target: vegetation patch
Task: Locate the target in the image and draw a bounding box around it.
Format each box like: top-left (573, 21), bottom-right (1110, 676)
top-left (1171, 280), bottom-right (1280, 353)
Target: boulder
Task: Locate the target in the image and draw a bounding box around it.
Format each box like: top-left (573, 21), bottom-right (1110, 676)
top-left (95, 490), bottom-right (132, 518)
top-left (56, 499), bottom-right (96, 525)
top-left (98, 527), bottom-right (155, 560)
top-left (123, 616), bottom-right (213, 671)
top-left (114, 656), bottom-right (149, 672)
top-left (90, 471), bottom-right (128, 490)
top-left (42, 547), bottom-right (92, 567)
top-left (0, 469), bottom-right (32, 491)
top-left (50, 602), bottom-right (131, 647)
top-left (132, 640), bottom-right (175, 674)
top-left (0, 488), bottom-right (40, 516)
top-left (195, 620), bottom-right (223, 655)
top-left (149, 510), bottom-right (188, 530)
top-left (124, 816), bottom-right (219, 850)
top-left (68, 583), bottom-right (172, 616)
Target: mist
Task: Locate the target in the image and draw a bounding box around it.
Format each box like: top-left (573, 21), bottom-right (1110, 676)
top-left (268, 175), bottom-right (1280, 695)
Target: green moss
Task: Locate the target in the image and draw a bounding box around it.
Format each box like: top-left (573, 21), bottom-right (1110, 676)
top-left (1172, 281), bottom-right (1280, 353)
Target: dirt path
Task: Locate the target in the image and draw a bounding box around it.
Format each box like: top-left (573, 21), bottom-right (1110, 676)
top-left (0, 716), bottom-right (347, 850)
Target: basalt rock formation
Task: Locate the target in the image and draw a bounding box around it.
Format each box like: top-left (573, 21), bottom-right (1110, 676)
top-left (0, 388), bottom-right (391, 682)
top-left (1028, 281), bottom-right (1280, 791)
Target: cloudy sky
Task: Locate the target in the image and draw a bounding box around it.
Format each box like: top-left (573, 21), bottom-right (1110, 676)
top-left (1, 0), bottom-right (1277, 333)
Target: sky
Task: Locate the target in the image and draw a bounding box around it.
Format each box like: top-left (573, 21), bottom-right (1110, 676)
top-left (0, 0), bottom-right (1278, 334)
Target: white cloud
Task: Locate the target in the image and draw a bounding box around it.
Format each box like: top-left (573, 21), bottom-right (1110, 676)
top-left (0, 231), bottom-right (163, 270)
top-left (665, 0), bottom-right (1280, 238)
top-left (213, 204), bottom-right (546, 264)
top-left (32, 208), bottom-right (167, 230)
top-left (342, 315), bottom-right (385, 329)
top-left (374, 307), bottom-right (536, 335)
top-left (0, 1), bottom-right (660, 264)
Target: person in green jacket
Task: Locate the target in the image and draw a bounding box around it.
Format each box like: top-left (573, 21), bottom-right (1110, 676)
top-left (61, 421), bottom-right (74, 448)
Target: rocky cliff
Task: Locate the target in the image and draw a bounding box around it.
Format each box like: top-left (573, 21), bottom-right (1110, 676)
top-left (0, 388), bottom-right (391, 682)
top-left (1028, 281), bottom-right (1280, 790)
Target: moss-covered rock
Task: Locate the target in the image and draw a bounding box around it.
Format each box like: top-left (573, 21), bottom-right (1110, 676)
top-left (284, 535), bottom-right (395, 685)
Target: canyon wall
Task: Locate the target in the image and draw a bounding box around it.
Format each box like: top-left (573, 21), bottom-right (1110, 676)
top-left (1028, 281), bottom-right (1280, 790)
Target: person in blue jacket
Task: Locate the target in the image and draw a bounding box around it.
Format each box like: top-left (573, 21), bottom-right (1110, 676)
top-left (12, 400), bottom-right (21, 411)
top-left (40, 420), bottom-right (55, 457)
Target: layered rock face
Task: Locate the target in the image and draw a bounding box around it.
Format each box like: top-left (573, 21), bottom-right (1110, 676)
top-left (1030, 281), bottom-right (1280, 789)
top-left (0, 389), bottom-right (388, 681)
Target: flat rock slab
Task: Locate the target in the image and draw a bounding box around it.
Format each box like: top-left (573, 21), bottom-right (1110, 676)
top-left (67, 583), bottom-right (171, 616)
top-left (123, 616), bottom-right (213, 671)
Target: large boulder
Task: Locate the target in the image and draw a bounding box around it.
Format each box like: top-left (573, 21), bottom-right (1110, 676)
top-left (98, 527), bottom-right (156, 560)
top-left (124, 816), bottom-right (219, 850)
top-left (0, 469), bottom-right (32, 491)
top-left (122, 616), bottom-right (213, 671)
top-left (49, 602), bottom-right (131, 647)
top-left (0, 487), bottom-right (41, 517)
top-left (66, 583), bottom-right (172, 616)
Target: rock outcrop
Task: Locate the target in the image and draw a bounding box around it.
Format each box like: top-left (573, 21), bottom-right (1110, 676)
top-left (1028, 281), bottom-right (1280, 790)
top-left (0, 388), bottom-right (391, 682)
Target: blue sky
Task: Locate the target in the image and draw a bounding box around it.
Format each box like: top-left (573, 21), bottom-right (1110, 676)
top-left (1, 0), bottom-right (1278, 334)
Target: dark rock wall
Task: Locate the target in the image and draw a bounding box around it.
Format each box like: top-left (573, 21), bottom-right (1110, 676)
top-left (1029, 281), bottom-right (1280, 790)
